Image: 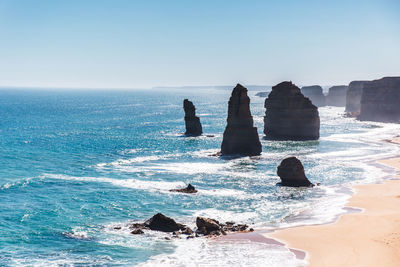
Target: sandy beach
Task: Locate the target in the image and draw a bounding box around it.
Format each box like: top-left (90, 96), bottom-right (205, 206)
top-left (265, 157), bottom-right (400, 267)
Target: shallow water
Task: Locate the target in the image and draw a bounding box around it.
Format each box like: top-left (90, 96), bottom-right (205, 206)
top-left (1, 88), bottom-right (399, 266)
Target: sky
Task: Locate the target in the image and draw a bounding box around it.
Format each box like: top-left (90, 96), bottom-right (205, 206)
top-left (0, 0), bottom-right (399, 89)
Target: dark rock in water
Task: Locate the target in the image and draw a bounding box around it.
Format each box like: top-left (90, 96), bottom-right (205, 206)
top-left (345, 81), bottom-right (369, 113)
top-left (221, 84), bottom-right (262, 156)
top-left (255, 91), bottom-right (269, 97)
top-left (131, 229), bottom-right (144, 235)
top-left (301, 85), bottom-right (326, 107)
top-left (196, 217), bottom-right (221, 235)
top-left (169, 183), bottom-right (198, 194)
top-left (144, 213), bottom-right (186, 232)
top-left (264, 81), bottom-right (320, 140)
top-left (195, 216), bottom-right (249, 236)
top-left (326, 85), bottom-right (348, 106)
top-left (358, 77), bottom-right (400, 122)
top-left (183, 99), bottom-right (202, 136)
top-left (277, 157), bottom-right (314, 187)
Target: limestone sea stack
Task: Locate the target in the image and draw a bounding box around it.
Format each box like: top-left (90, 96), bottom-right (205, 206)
top-left (326, 85), bottom-right (348, 106)
top-left (301, 85), bottom-right (326, 107)
top-left (220, 84), bottom-right (262, 156)
top-left (277, 157), bottom-right (314, 187)
top-left (345, 81), bottom-right (369, 114)
top-left (264, 81), bottom-right (320, 140)
top-left (183, 99), bottom-right (202, 136)
top-left (358, 77), bottom-right (400, 122)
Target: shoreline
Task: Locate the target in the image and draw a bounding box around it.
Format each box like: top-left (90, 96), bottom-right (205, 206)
top-left (261, 155), bottom-right (400, 266)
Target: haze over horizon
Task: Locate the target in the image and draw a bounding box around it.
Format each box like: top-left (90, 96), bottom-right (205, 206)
top-left (0, 0), bottom-right (399, 89)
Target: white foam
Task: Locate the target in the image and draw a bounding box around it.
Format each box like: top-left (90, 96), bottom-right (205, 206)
top-left (139, 238), bottom-right (306, 267)
top-left (41, 174), bottom-right (186, 192)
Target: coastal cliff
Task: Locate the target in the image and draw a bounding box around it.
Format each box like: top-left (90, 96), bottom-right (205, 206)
top-left (326, 85), bottom-right (348, 106)
top-left (221, 84), bottom-right (262, 156)
top-left (358, 77), bottom-right (400, 122)
top-left (345, 81), bottom-right (369, 113)
top-left (183, 99), bottom-right (202, 136)
top-left (301, 85), bottom-right (326, 107)
top-left (264, 81), bottom-right (320, 140)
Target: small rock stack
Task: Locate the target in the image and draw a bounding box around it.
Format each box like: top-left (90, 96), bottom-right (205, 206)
top-left (183, 99), bottom-right (202, 136)
top-left (301, 85), bottom-right (326, 107)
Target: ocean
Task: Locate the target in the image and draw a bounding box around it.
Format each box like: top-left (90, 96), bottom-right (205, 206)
top-left (1, 88), bottom-right (399, 266)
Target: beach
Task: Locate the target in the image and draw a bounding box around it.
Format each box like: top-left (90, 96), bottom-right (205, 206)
top-left (265, 156), bottom-right (400, 267)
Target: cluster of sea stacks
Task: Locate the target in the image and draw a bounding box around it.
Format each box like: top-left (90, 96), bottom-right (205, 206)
top-left (181, 76), bottom-right (400, 187)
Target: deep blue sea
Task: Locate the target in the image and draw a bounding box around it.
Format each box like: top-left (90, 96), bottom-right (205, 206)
top-left (1, 88), bottom-right (400, 266)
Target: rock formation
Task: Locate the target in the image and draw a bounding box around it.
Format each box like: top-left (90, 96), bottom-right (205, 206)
top-left (277, 157), bottom-right (314, 187)
top-left (301, 85), bottom-right (326, 107)
top-left (326, 85), bottom-right (348, 106)
top-left (220, 84), bottom-right (262, 156)
top-left (195, 217), bottom-right (251, 236)
top-left (122, 213), bottom-right (251, 238)
top-left (264, 81), bottom-right (320, 140)
top-left (183, 99), bottom-right (202, 136)
top-left (169, 184), bottom-right (198, 194)
top-left (345, 81), bottom-right (369, 114)
top-left (358, 77), bottom-right (400, 122)
top-left (144, 213), bottom-right (187, 232)
top-left (255, 91), bottom-right (269, 97)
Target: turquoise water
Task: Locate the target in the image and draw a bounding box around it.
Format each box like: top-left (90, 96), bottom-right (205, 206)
top-left (1, 88), bottom-right (399, 266)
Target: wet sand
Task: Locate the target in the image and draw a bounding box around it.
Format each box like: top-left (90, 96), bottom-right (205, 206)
top-left (264, 157), bottom-right (400, 267)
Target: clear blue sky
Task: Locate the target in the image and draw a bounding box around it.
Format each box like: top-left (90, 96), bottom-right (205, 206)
top-left (0, 0), bottom-right (399, 88)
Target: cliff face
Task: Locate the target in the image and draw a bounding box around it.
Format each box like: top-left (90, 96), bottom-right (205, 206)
top-left (301, 85), bottom-right (326, 107)
top-left (358, 77), bottom-right (400, 122)
top-left (221, 84), bottom-right (262, 156)
top-left (326, 85), bottom-right (348, 106)
top-left (345, 81), bottom-right (369, 113)
top-left (183, 99), bottom-right (202, 136)
top-left (264, 81), bottom-right (320, 140)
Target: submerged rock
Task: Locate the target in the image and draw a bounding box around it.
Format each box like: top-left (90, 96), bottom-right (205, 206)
top-left (301, 85), bottom-right (326, 107)
top-left (358, 77), bottom-right (400, 122)
top-left (183, 99), bottom-right (202, 136)
top-left (345, 81), bottom-right (369, 113)
top-left (326, 85), bottom-right (348, 106)
top-left (264, 81), bottom-right (320, 140)
top-left (255, 91), bottom-right (269, 97)
top-left (169, 183), bottom-right (198, 194)
top-left (277, 157), bottom-right (314, 187)
top-left (220, 84), bottom-right (262, 156)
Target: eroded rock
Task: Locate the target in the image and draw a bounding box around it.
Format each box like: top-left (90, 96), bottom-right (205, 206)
top-left (326, 85), bottom-right (348, 106)
top-left (221, 84), bottom-right (262, 156)
top-left (169, 184), bottom-right (198, 194)
top-left (277, 157), bottom-right (314, 187)
top-left (301, 85), bottom-right (326, 107)
top-left (183, 99), bottom-right (202, 136)
top-left (264, 81), bottom-right (320, 140)
top-left (358, 77), bottom-right (400, 122)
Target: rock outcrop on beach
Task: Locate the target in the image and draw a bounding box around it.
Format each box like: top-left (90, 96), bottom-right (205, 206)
top-left (123, 213), bottom-right (251, 238)
top-left (277, 157), bottom-right (314, 187)
top-left (326, 85), bottom-right (348, 106)
top-left (358, 77), bottom-right (400, 122)
top-left (195, 217), bottom-right (251, 236)
top-left (264, 81), bottom-right (320, 140)
top-left (169, 184), bottom-right (198, 194)
top-left (345, 81), bottom-right (369, 114)
top-left (220, 84), bottom-right (262, 156)
top-left (301, 85), bottom-right (326, 107)
top-left (183, 99), bottom-right (202, 136)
